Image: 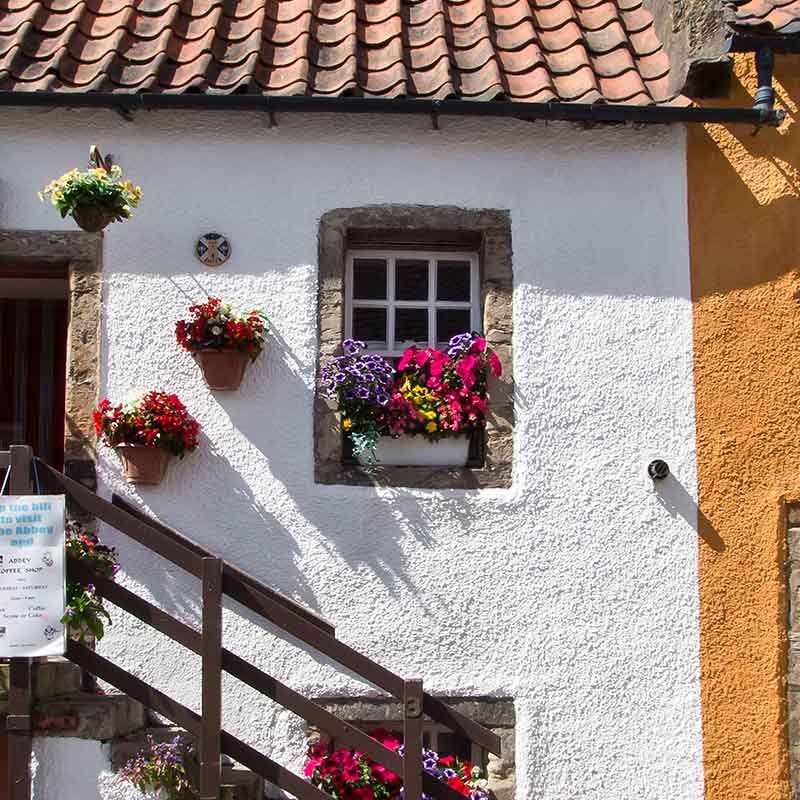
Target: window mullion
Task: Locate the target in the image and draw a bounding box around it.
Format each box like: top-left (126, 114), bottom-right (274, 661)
top-left (387, 256), bottom-right (396, 353)
top-left (428, 256), bottom-right (436, 347)
top-left (471, 254), bottom-right (480, 333)
top-left (344, 254), bottom-right (353, 340)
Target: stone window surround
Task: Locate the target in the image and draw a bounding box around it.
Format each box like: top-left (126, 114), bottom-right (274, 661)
top-left (315, 206), bottom-right (514, 489)
top-left (0, 230), bottom-right (102, 495)
top-left (310, 695), bottom-right (516, 800)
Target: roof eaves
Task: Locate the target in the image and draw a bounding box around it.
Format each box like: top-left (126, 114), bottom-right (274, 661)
top-left (0, 91), bottom-right (784, 127)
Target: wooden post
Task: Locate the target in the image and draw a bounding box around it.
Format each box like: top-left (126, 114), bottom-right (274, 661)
top-left (7, 446), bottom-right (33, 800)
top-left (403, 679), bottom-right (424, 800)
top-left (199, 557), bottom-right (222, 800)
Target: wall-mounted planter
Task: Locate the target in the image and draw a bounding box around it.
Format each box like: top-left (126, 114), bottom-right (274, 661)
top-left (360, 435), bottom-right (471, 467)
top-left (194, 349), bottom-right (252, 391)
top-left (115, 444), bottom-right (172, 485)
top-left (71, 205), bottom-right (115, 233)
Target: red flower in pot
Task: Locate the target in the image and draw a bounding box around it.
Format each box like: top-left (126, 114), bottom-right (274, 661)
top-left (175, 298), bottom-right (269, 391)
top-left (93, 391), bottom-right (200, 485)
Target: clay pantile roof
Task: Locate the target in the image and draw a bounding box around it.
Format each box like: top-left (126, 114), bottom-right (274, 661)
top-left (0, 0), bottom-right (688, 106)
top-left (725, 0), bottom-right (800, 34)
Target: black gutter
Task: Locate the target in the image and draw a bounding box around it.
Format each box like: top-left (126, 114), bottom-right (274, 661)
top-left (728, 31), bottom-right (800, 53)
top-left (0, 91), bottom-right (785, 127)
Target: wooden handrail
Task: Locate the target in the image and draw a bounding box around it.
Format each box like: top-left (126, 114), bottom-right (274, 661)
top-left (111, 493), bottom-right (336, 636)
top-left (66, 557), bottom-right (405, 776)
top-left (111, 491), bottom-right (500, 754)
top-left (37, 462), bottom-right (205, 573)
top-left (67, 641), bottom-right (465, 800)
top-left (31, 450), bottom-right (503, 800)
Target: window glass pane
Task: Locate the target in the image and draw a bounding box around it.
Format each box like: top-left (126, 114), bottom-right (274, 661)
top-left (353, 307), bottom-right (387, 346)
top-left (436, 260), bottom-right (471, 302)
top-left (352, 259), bottom-right (387, 300)
top-left (395, 308), bottom-right (428, 348)
top-left (395, 259), bottom-right (429, 301)
top-left (436, 309), bottom-right (472, 346)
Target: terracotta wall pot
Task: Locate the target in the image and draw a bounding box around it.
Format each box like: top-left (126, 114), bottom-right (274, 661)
top-left (71, 205), bottom-right (115, 233)
top-left (115, 444), bottom-right (172, 485)
top-left (194, 349), bottom-right (252, 390)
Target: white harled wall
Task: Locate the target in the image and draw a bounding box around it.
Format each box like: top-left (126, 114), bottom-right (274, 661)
top-left (0, 108), bottom-right (702, 800)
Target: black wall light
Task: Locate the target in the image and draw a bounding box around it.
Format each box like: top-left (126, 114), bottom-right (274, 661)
top-left (648, 460), bottom-right (670, 480)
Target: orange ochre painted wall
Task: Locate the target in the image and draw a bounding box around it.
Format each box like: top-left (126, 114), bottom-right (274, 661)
top-left (688, 54), bottom-right (800, 800)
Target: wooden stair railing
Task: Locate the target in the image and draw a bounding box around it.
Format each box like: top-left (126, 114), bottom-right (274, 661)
top-left (28, 456), bottom-right (500, 800)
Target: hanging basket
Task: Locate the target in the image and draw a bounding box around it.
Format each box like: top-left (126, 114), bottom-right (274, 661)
top-left (115, 444), bottom-right (173, 485)
top-left (71, 205), bottom-right (116, 233)
top-left (194, 349), bottom-right (253, 391)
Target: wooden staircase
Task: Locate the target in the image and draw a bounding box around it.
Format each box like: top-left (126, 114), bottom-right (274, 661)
top-left (3, 445), bottom-right (501, 800)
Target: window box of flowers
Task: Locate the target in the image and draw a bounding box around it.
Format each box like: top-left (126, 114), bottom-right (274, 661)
top-left (321, 333), bottom-right (502, 468)
top-left (175, 297), bottom-right (269, 391)
top-left (39, 164), bottom-right (142, 233)
top-left (305, 729), bottom-right (494, 799)
top-left (93, 391), bottom-right (200, 485)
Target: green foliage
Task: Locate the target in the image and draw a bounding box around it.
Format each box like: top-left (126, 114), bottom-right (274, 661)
top-left (39, 165), bottom-right (142, 222)
top-left (60, 521), bottom-right (119, 644)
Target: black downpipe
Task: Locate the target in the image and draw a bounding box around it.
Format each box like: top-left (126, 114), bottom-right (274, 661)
top-left (754, 46), bottom-right (776, 114)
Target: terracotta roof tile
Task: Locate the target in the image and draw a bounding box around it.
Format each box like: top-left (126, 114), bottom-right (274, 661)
top-left (0, 0), bottom-right (688, 105)
top-left (725, 0), bottom-right (800, 33)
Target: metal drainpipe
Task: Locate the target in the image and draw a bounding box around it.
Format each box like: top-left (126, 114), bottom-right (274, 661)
top-left (754, 45), bottom-right (776, 116)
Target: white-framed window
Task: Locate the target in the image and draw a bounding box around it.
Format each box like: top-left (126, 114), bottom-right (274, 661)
top-left (345, 249), bottom-right (480, 356)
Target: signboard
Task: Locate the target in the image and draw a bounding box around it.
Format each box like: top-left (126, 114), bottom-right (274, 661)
top-left (0, 495), bottom-right (65, 657)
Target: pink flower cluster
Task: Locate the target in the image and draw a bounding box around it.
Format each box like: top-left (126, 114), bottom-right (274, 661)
top-left (377, 332), bottom-right (502, 439)
top-left (304, 729), bottom-right (402, 800)
top-left (304, 728), bottom-right (493, 800)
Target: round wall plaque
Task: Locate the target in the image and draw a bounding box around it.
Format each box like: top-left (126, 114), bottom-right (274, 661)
top-left (196, 233), bottom-right (231, 267)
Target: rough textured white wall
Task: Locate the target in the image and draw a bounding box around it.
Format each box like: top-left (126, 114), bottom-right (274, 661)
top-left (32, 738), bottom-right (137, 800)
top-left (0, 109), bottom-right (701, 799)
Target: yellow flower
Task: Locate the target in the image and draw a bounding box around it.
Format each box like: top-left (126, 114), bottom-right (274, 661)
top-left (425, 411), bottom-right (436, 420)
top-left (342, 418), bottom-right (352, 430)
top-left (425, 422), bottom-right (438, 433)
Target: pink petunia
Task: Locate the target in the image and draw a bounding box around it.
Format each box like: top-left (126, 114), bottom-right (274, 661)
top-left (455, 355), bottom-right (478, 381)
top-left (489, 351), bottom-right (503, 377)
top-left (397, 347), bottom-right (416, 372)
top-left (471, 336), bottom-right (487, 353)
top-left (429, 356), bottom-right (449, 377)
top-left (413, 349), bottom-right (431, 367)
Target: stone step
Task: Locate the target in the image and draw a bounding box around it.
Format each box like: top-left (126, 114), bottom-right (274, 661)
top-left (18, 690), bottom-right (145, 739)
top-left (0, 658), bottom-right (83, 700)
top-left (220, 765), bottom-right (265, 800)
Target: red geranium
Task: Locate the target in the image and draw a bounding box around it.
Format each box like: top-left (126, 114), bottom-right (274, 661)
top-left (93, 391), bottom-right (200, 458)
top-left (175, 298), bottom-right (268, 361)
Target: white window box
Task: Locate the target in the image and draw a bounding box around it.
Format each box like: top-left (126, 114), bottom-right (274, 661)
top-left (359, 435), bottom-right (471, 467)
